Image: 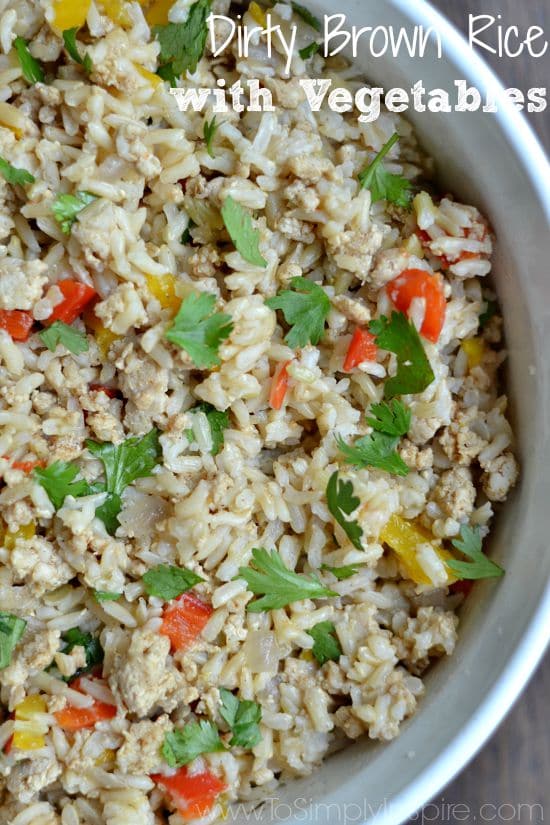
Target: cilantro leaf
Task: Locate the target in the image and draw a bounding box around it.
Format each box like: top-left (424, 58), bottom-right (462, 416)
top-left (366, 399), bottom-right (411, 437)
top-left (336, 432), bottom-right (409, 477)
top-left (320, 563), bottom-right (360, 580)
top-left (0, 613), bottom-right (26, 669)
top-left (358, 132), bottom-right (412, 208)
top-left (63, 28), bottom-right (92, 74)
top-left (162, 719), bottom-right (225, 767)
top-left (203, 115), bottom-right (219, 158)
top-left (86, 429), bottom-right (161, 535)
top-left (154, 0), bottom-right (211, 80)
top-left (291, 1), bottom-right (321, 31)
top-left (188, 402), bottom-right (229, 455)
top-left (299, 41), bottom-right (320, 59)
top-left (13, 37), bottom-right (44, 84)
top-left (326, 471), bottom-right (363, 551)
top-left (62, 627), bottom-right (103, 680)
top-left (52, 191), bottom-right (97, 234)
top-left (181, 218), bottom-right (196, 245)
top-left (34, 460), bottom-right (93, 510)
top-left (165, 292), bottom-right (233, 369)
top-left (369, 311), bottom-right (435, 398)
top-left (448, 525), bottom-right (504, 580)
top-left (0, 156), bottom-right (34, 186)
top-left (219, 688), bottom-right (262, 749)
top-left (266, 277), bottom-right (330, 349)
top-left (93, 590), bottom-right (122, 602)
top-left (237, 548), bottom-right (337, 612)
top-left (39, 321), bottom-right (89, 355)
top-left (142, 564), bottom-right (204, 600)
top-left (307, 620), bottom-right (342, 666)
top-left (221, 196), bottom-right (266, 268)
top-left (479, 299), bottom-right (497, 328)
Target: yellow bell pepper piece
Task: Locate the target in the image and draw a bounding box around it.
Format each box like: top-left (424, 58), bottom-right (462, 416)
top-left (95, 748), bottom-right (116, 766)
top-left (248, 2), bottom-right (267, 27)
top-left (99, 0), bottom-right (131, 26)
top-left (461, 337), bottom-right (485, 369)
top-left (146, 273), bottom-right (181, 313)
top-left (52, 0), bottom-right (91, 31)
top-left (83, 307), bottom-right (121, 358)
top-left (379, 514), bottom-right (456, 586)
top-left (5, 522), bottom-right (36, 551)
top-left (134, 64), bottom-right (162, 88)
top-left (0, 102), bottom-right (26, 139)
top-left (13, 695), bottom-right (47, 751)
top-left (143, 0), bottom-right (174, 26)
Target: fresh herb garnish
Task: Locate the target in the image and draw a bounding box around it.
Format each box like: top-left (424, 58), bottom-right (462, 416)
top-left (291, 1), bottom-right (321, 31)
top-left (299, 41), bottom-right (320, 59)
top-left (203, 116), bottom-right (219, 158)
top-left (0, 156), bottom-right (34, 186)
top-left (479, 299), bottom-right (497, 328)
top-left (34, 460), bottom-right (93, 510)
top-left (320, 563), bottom-right (361, 580)
top-left (52, 191), bottom-right (97, 234)
top-left (154, 0), bottom-right (211, 81)
top-left (165, 292), bottom-right (233, 368)
top-left (369, 311), bottom-right (435, 398)
top-left (13, 37), bottom-right (44, 84)
top-left (237, 548), bottom-right (337, 612)
top-left (366, 399), bottom-right (411, 436)
top-left (336, 432), bottom-right (409, 476)
top-left (221, 195), bottom-right (266, 268)
top-left (142, 564), bottom-right (204, 600)
top-left (0, 613), bottom-right (26, 669)
top-left (162, 719), bottom-right (225, 767)
top-left (326, 471), bottom-right (363, 551)
top-left (266, 277), bottom-right (330, 348)
top-left (62, 627), bottom-right (103, 679)
top-left (62, 28), bottom-right (92, 74)
top-left (39, 321), bottom-right (89, 355)
top-left (188, 402), bottom-right (229, 455)
top-left (219, 688), bottom-right (262, 748)
top-left (307, 620), bottom-right (342, 665)
top-left (448, 524), bottom-right (504, 580)
top-left (93, 591), bottom-right (122, 603)
top-left (358, 132), bottom-right (412, 208)
top-left (86, 428), bottom-right (161, 535)
top-left (181, 219), bottom-right (196, 244)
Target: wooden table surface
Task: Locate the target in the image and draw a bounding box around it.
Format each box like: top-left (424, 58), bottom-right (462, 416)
top-left (407, 2), bottom-right (550, 822)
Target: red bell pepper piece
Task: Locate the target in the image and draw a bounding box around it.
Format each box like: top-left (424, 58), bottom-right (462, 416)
top-left (46, 280), bottom-right (97, 326)
top-left (0, 310), bottom-right (34, 341)
top-left (54, 677), bottom-right (116, 731)
top-left (160, 591), bottom-right (213, 652)
top-left (386, 268), bottom-right (446, 343)
top-left (343, 327), bottom-right (378, 371)
top-left (269, 360), bottom-right (291, 410)
top-left (152, 766), bottom-right (226, 821)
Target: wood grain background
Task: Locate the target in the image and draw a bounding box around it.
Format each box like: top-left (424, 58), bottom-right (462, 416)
top-left (407, 2), bottom-right (549, 822)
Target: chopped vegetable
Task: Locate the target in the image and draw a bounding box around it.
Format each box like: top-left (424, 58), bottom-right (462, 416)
top-left (165, 292), bottom-right (233, 369)
top-left (366, 399), bottom-right (411, 437)
top-left (45, 280), bottom-right (97, 325)
top-left (379, 514), bottom-right (456, 586)
top-left (34, 460), bottom-right (92, 510)
top-left (266, 277), bottom-right (330, 348)
top-left (203, 116), bottom-right (219, 158)
top-left (143, 564), bottom-right (204, 600)
top-left (0, 309), bottom-right (33, 341)
top-left (160, 591), bottom-right (213, 651)
top-left (52, 0), bottom-right (91, 31)
top-left (52, 191), bottom-right (97, 234)
top-left (162, 719), bottom-right (225, 767)
top-left (291, 1), bottom-right (321, 31)
top-left (93, 590), bottom-right (121, 602)
top-left (61, 628), bottom-right (104, 680)
top-left (307, 620), bottom-right (342, 665)
top-left (269, 360), bottom-right (291, 410)
top-left (4, 522), bottom-right (36, 551)
top-left (299, 41), bottom-right (320, 59)
top-left (221, 196), bottom-right (266, 267)
top-left (343, 327), bottom-right (377, 371)
top-left (153, 0), bottom-right (211, 80)
top-left (461, 337), bottom-right (485, 369)
top-left (479, 299), bottom-right (497, 328)
top-left (152, 766), bottom-right (226, 821)
top-left (320, 563), bottom-right (361, 580)
top-left (13, 695), bottom-right (47, 750)
top-left (336, 432), bottom-right (409, 476)
top-left (326, 472), bottom-right (363, 551)
top-left (8, 458), bottom-right (45, 474)
top-left (13, 37), bottom-right (44, 84)
top-left (369, 311), bottom-right (435, 399)
top-left (0, 156), bottom-right (34, 186)
top-left (237, 547), bottom-right (337, 612)
top-left (358, 132), bottom-right (412, 208)
top-left (55, 679), bottom-right (116, 731)
top-left (0, 102), bottom-right (26, 138)
top-left (385, 268), bottom-right (446, 343)
top-left (89, 384), bottom-right (119, 398)
top-left (83, 306), bottom-right (120, 357)
top-left (86, 428), bottom-right (161, 535)
top-left (143, 0), bottom-right (174, 26)
top-left (248, 1), bottom-right (267, 26)
top-left (187, 402), bottom-right (229, 455)
top-left (39, 321), bottom-right (89, 355)
top-left (0, 613), bottom-right (26, 669)
top-left (448, 524), bottom-right (504, 580)
top-left (145, 273), bottom-right (181, 313)
top-left (62, 28), bottom-right (92, 73)
top-left (219, 688), bottom-right (262, 748)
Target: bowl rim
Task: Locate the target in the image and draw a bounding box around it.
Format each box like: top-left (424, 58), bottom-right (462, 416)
top-left (369, 1), bottom-right (550, 822)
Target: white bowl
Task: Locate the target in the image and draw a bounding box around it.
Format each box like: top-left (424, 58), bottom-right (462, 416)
top-left (233, 1), bottom-right (550, 823)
